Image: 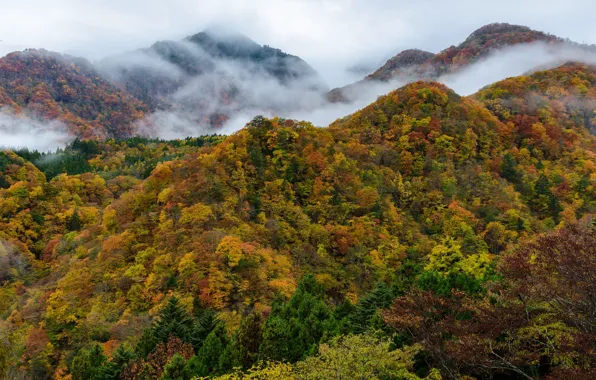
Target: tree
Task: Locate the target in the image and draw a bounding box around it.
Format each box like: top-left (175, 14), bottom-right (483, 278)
top-left (98, 344), bottom-right (135, 380)
top-left (70, 344), bottom-right (107, 380)
top-left (194, 323), bottom-right (234, 377)
top-left (67, 209), bottom-right (82, 231)
top-left (350, 282), bottom-right (395, 333)
top-left (531, 174), bottom-right (562, 218)
top-left (234, 311), bottom-right (263, 369)
top-left (190, 308), bottom-right (218, 352)
top-left (294, 334), bottom-right (432, 379)
top-left (500, 153), bottom-right (519, 183)
top-left (160, 354), bottom-right (191, 380)
top-left (135, 328), bottom-right (158, 359)
top-left (153, 297), bottom-right (194, 344)
top-left (259, 274), bottom-right (338, 362)
top-left (425, 237), bottom-right (464, 276)
top-left (0, 341), bottom-right (9, 379)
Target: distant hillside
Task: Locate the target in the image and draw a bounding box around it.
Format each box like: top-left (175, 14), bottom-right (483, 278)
top-left (328, 49), bottom-right (434, 102)
top-left (474, 62), bottom-right (596, 135)
top-left (418, 23), bottom-right (560, 76)
top-left (329, 23), bottom-right (573, 102)
top-left (0, 50), bottom-right (147, 139)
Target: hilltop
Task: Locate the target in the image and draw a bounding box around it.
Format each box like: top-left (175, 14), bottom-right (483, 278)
top-left (329, 22), bottom-right (576, 102)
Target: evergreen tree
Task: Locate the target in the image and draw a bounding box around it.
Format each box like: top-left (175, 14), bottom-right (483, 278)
top-left (194, 323), bottom-right (231, 377)
top-left (67, 209), bottom-right (82, 231)
top-left (135, 328), bottom-right (157, 359)
top-left (190, 308), bottom-right (218, 352)
top-left (97, 344), bottom-right (135, 380)
top-left (532, 174), bottom-right (562, 218)
top-left (70, 344), bottom-right (106, 380)
top-left (350, 282), bottom-right (395, 333)
top-left (234, 311), bottom-right (263, 369)
top-left (160, 354), bottom-right (190, 380)
top-left (259, 274), bottom-right (338, 363)
top-left (183, 356), bottom-right (202, 378)
top-left (153, 297), bottom-right (194, 344)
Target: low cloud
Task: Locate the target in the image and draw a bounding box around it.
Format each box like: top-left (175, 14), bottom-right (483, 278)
top-left (282, 42), bottom-right (596, 128)
top-left (0, 111), bottom-right (72, 151)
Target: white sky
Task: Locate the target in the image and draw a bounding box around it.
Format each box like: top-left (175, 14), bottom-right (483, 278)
top-left (0, 0), bottom-right (595, 87)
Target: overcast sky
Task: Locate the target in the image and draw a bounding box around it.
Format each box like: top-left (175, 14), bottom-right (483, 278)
top-left (1, 0), bottom-right (595, 87)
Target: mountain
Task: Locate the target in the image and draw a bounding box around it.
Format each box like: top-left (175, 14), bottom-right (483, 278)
top-left (0, 60), bottom-right (594, 378)
top-left (416, 22), bottom-right (559, 77)
top-left (0, 50), bottom-right (147, 139)
top-left (328, 49), bottom-right (434, 102)
top-left (100, 30), bottom-right (327, 130)
top-left (475, 61), bottom-right (596, 135)
top-left (329, 23), bottom-right (572, 102)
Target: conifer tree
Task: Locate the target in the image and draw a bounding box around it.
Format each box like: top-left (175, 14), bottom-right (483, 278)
top-left (234, 311), bottom-right (263, 369)
top-left (259, 274), bottom-right (338, 363)
top-left (153, 297), bottom-right (194, 344)
top-left (190, 308), bottom-right (218, 352)
top-left (70, 344), bottom-right (106, 380)
top-left (194, 323), bottom-right (231, 377)
top-left (135, 328), bottom-right (158, 359)
top-left (67, 209), bottom-right (82, 231)
top-left (97, 344), bottom-right (135, 380)
top-left (160, 354), bottom-right (190, 380)
top-left (350, 282), bottom-right (395, 333)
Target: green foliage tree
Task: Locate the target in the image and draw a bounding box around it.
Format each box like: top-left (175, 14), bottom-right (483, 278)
top-left (501, 153), bottom-right (519, 183)
top-left (98, 344), bottom-right (135, 380)
top-left (70, 344), bottom-right (107, 380)
top-left (532, 174), bottom-right (562, 218)
top-left (234, 311), bottom-right (263, 369)
top-left (154, 297), bottom-right (194, 344)
top-left (293, 334), bottom-right (430, 379)
top-left (191, 308), bottom-right (218, 352)
top-left (350, 282), bottom-right (395, 333)
top-left (259, 274), bottom-right (338, 362)
top-left (68, 209), bottom-right (82, 232)
top-left (160, 354), bottom-right (191, 380)
top-left (194, 323), bottom-right (235, 377)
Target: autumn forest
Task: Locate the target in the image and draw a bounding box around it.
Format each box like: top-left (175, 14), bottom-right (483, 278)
top-left (0, 21), bottom-right (595, 380)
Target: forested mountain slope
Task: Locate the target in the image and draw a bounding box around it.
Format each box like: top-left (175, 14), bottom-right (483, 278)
top-left (0, 64), bottom-right (594, 379)
top-left (0, 50), bottom-right (147, 139)
top-left (329, 23), bottom-right (587, 103)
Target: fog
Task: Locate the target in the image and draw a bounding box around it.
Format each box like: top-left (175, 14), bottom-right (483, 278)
top-left (133, 41), bottom-right (596, 137)
top-left (0, 112), bottom-right (72, 151)
top-left (2, 0), bottom-right (596, 90)
top-left (278, 42), bottom-right (596, 128)
top-left (97, 37), bottom-right (328, 139)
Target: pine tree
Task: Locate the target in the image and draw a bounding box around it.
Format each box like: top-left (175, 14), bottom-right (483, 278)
top-left (532, 174), bottom-right (562, 218)
top-left (190, 308), bottom-right (217, 352)
top-left (194, 323), bottom-right (230, 377)
top-left (160, 354), bottom-right (190, 380)
top-left (235, 312), bottom-right (263, 368)
top-left (350, 282), bottom-right (395, 333)
top-left (135, 328), bottom-right (157, 359)
top-left (183, 356), bottom-right (201, 378)
top-left (67, 209), bottom-right (82, 231)
top-left (153, 297), bottom-right (194, 344)
top-left (97, 344), bottom-right (135, 380)
top-left (70, 344), bottom-right (106, 380)
top-left (259, 274), bottom-right (337, 363)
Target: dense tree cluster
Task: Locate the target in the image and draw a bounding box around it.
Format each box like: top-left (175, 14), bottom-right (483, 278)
top-left (0, 61), bottom-right (594, 379)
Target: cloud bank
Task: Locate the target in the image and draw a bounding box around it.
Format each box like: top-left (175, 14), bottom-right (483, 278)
top-left (0, 112), bottom-right (72, 151)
